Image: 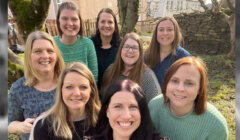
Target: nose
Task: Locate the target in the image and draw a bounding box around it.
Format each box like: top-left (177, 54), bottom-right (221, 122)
top-left (72, 87), bottom-right (80, 96)
top-left (122, 108), bottom-right (131, 119)
top-left (41, 51), bottom-right (49, 58)
top-left (67, 19), bottom-right (73, 25)
top-left (177, 82), bottom-right (184, 91)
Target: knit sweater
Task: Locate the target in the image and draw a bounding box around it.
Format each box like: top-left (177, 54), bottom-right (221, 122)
top-left (54, 36), bottom-right (98, 82)
top-left (8, 77), bottom-right (56, 140)
top-left (148, 95), bottom-right (229, 140)
top-left (118, 67), bottom-right (161, 102)
top-left (34, 116), bottom-right (96, 140)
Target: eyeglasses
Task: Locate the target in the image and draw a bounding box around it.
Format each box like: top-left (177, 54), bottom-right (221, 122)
top-left (122, 45), bottom-right (139, 53)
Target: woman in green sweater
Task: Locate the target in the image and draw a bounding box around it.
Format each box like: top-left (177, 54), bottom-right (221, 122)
top-left (54, 2), bottom-right (98, 82)
top-left (149, 57), bottom-right (228, 140)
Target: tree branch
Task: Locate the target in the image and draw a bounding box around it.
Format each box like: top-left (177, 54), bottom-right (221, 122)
top-left (198, 0), bottom-right (209, 11)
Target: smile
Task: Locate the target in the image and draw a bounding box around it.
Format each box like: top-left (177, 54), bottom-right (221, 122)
top-left (118, 122), bottom-right (132, 127)
top-left (173, 93), bottom-right (186, 99)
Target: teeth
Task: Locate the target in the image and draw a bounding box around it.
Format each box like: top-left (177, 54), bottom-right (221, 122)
top-left (40, 62), bottom-right (50, 64)
top-left (119, 122), bottom-right (131, 127)
top-left (174, 94), bottom-right (185, 99)
top-left (71, 99), bottom-right (82, 101)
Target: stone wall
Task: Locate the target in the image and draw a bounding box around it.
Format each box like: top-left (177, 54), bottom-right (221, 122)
top-left (174, 11), bottom-right (231, 54)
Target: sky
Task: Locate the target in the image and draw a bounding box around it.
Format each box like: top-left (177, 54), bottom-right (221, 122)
top-left (205, 0), bottom-right (211, 4)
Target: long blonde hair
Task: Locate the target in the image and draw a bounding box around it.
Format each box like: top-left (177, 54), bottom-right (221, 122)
top-left (41, 62), bottom-right (101, 139)
top-left (24, 31), bottom-right (64, 86)
top-left (145, 16), bottom-right (182, 68)
top-left (101, 32), bottom-right (146, 95)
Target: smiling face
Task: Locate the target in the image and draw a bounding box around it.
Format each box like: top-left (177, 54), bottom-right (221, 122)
top-left (166, 64), bottom-right (200, 113)
top-left (62, 72), bottom-right (91, 114)
top-left (107, 91), bottom-right (141, 139)
top-left (31, 39), bottom-right (57, 76)
top-left (59, 9), bottom-right (80, 37)
top-left (157, 20), bottom-right (175, 48)
top-left (98, 12), bottom-right (115, 38)
top-left (121, 38), bottom-right (140, 68)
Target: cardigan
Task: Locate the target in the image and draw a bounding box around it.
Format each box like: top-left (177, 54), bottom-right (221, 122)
top-left (8, 77), bottom-right (56, 140)
top-left (54, 35), bottom-right (98, 82)
top-left (148, 95), bottom-right (229, 140)
top-left (90, 35), bottom-right (120, 88)
top-left (152, 46), bottom-right (191, 87)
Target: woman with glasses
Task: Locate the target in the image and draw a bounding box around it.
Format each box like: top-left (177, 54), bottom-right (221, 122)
top-left (149, 57), bottom-right (228, 140)
top-left (101, 32), bottom-right (161, 102)
top-left (145, 16), bottom-right (191, 87)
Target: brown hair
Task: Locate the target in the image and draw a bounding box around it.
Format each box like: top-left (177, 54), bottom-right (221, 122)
top-left (101, 32), bottom-right (146, 95)
top-left (145, 16), bottom-right (182, 68)
top-left (162, 56), bottom-right (207, 115)
top-left (56, 1), bottom-right (83, 38)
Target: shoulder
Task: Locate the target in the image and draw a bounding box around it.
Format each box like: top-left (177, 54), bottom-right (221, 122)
top-left (9, 77), bottom-right (26, 94)
top-left (204, 103), bottom-right (228, 125)
top-left (53, 36), bottom-right (59, 41)
top-left (80, 36), bottom-right (94, 44)
top-left (144, 67), bottom-right (155, 76)
top-left (148, 94), bottom-right (164, 108)
top-left (176, 46), bottom-right (191, 57)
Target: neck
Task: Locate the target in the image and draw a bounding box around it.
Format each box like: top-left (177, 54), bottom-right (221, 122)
top-left (113, 132), bottom-right (130, 140)
top-left (100, 34), bottom-right (112, 49)
top-left (122, 65), bottom-right (133, 76)
top-left (70, 108), bottom-right (85, 121)
top-left (169, 103), bottom-right (194, 117)
top-left (160, 47), bottom-right (172, 61)
top-left (60, 35), bottom-right (78, 45)
top-left (35, 74), bottom-right (57, 91)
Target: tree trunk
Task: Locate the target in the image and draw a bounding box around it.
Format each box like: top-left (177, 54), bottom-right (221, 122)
top-left (118, 0), bottom-right (139, 37)
top-left (8, 48), bottom-right (23, 65)
top-left (8, 0), bottom-right (50, 42)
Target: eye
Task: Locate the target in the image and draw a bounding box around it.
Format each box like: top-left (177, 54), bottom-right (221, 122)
top-left (71, 18), bottom-right (78, 22)
top-left (47, 49), bottom-right (54, 53)
top-left (65, 86), bottom-right (73, 89)
top-left (108, 20), bottom-right (113, 24)
top-left (130, 105), bottom-right (138, 109)
top-left (80, 86), bottom-right (87, 90)
top-left (61, 17), bottom-right (68, 21)
top-left (170, 78), bottom-right (178, 84)
top-left (159, 28), bottom-right (164, 32)
top-left (185, 81), bottom-right (194, 86)
top-left (114, 105), bottom-right (121, 108)
top-left (167, 28), bottom-right (173, 32)
top-left (33, 50), bottom-right (41, 53)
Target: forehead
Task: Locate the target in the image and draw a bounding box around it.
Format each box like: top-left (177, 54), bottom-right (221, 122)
top-left (110, 91), bottom-right (138, 104)
top-left (124, 38), bottom-right (139, 46)
top-left (158, 19), bottom-right (174, 28)
top-left (60, 9), bottom-right (78, 16)
top-left (64, 71), bottom-right (89, 83)
top-left (172, 64), bottom-right (201, 81)
top-left (99, 12), bottom-right (114, 20)
top-left (32, 39), bottom-right (53, 49)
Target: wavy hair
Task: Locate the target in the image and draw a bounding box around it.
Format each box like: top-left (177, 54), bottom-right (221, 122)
top-left (41, 62), bottom-right (101, 139)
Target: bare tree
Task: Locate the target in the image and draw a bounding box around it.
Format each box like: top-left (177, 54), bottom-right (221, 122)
top-left (118, 0), bottom-right (139, 37)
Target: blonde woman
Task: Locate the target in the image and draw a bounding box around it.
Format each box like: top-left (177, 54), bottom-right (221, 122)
top-left (145, 16), bottom-right (191, 87)
top-left (8, 31), bottom-right (65, 140)
top-left (33, 62), bottom-right (101, 139)
top-left (101, 32), bottom-right (161, 102)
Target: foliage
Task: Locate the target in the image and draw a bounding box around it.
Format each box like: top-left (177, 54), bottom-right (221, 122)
top-left (8, 60), bottom-right (24, 89)
top-left (8, 0), bottom-right (50, 41)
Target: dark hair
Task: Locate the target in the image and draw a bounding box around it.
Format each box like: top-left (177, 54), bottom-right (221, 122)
top-left (56, 2), bottom-right (83, 38)
top-left (91, 8), bottom-right (120, 49)
top-left (162, 56), bottom-right (207, 115)
top-left (96, 79), bottom-right (157, 140)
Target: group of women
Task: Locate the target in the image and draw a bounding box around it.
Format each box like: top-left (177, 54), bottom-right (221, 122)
top-left (8, 1), bottom-right (228, 140)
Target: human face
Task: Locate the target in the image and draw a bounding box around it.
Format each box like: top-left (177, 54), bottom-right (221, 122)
top-left (121, 38), bottom-right (140, 68)
top-left (59, 9), bottom-right (80, 37)
top-left (31, 39), bottom-right (57, 75)
top-left (107, 91), bottom-right (141, 139)
top-left (166, 64), bottom-right (200, 113)
top-left (98, 12), bottom-right (115, 38)
top-left (62, 72), bottom-right (91, 114)
top-left (157, 20), bottom-right (175, 47)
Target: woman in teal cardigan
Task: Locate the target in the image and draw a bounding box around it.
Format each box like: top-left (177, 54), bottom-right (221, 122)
top-left (54, 2), bottom-right (98, 82)
top-left (149, 57), bottom-right (228, 140)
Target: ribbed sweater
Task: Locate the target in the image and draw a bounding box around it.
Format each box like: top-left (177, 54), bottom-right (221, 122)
top-left (118, 67), bottom-right (161, 102)
top-left (148, 95), bottom-right (228, 140)
top-left (54, 36), bottom-right (98, 82)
